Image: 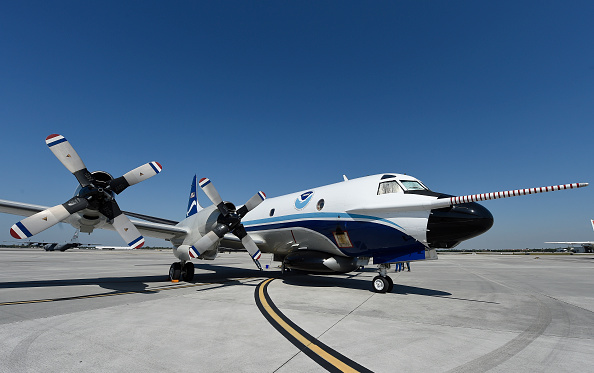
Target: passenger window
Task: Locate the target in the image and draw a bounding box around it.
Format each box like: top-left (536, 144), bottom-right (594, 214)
top-left (269, 208), bottom-right (275, 217)
top-left (317, 199), bottom-right (325, 211)
top-left (377, 181), bottom-right (403, 195)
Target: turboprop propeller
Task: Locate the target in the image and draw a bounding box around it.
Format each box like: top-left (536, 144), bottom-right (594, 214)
top-left (184, 178), bottom-right (265, 270)
top-left (9, 134), bottom-right (162, 249)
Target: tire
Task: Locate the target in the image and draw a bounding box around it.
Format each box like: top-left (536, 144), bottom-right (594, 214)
top-left (372, 276), bottom-right (389, 293)
top-left (385, 276), bottom-right (394, 292)
top-left (169, 262), bottom-right (182, 281)
top-left (182, 262), bottom-right (195, 282)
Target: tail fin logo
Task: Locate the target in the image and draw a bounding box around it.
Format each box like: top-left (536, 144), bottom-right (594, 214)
top-left (187, 175), bottom-right (200, 217)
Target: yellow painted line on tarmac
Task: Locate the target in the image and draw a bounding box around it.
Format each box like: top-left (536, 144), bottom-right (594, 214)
top-left (255, 278), bottom-right (372, 373)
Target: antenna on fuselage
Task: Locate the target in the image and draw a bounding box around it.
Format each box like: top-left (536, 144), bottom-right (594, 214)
top-left (343, 175), bottom-right (348, 181)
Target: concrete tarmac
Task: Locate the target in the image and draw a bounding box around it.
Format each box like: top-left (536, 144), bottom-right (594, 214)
top-left (0, 248), bottom-right (593, 372)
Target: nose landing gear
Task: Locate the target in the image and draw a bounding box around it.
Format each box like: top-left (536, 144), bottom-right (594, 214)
top-left (372, 263), bottom-right (394, 293)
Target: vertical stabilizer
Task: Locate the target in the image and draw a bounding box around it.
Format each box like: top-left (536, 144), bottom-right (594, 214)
top-left (71, 229), bottom-right (80, 243)
top-left (186, 175), bottom-right (202, 218)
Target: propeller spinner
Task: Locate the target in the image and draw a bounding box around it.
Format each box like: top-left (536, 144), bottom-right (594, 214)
top-left (184, 178), bottom-right (265, 270)
top-left (9, 134), bottom-right (162, 249)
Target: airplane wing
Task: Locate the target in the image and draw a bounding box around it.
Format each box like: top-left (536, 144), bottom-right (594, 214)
top-left (0, 199), bottom-right (189, 242)
top-left (102, 219), bottom-right (189, 241)
top-left (0, 199), bottom-right (47, 217)
top-left (545, 241), bottom-right (594, 246)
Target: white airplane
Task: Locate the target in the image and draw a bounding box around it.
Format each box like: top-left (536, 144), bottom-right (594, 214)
top-left (0, 135), bottom-right (589, 292)
top-left (545, 220), bottom-right (594, 253)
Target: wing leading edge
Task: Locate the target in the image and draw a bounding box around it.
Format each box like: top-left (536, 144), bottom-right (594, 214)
top-left (0, 199), bottom-right (189, 241)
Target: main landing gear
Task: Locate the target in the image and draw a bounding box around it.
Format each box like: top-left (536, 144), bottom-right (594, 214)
top-left (372, 263), bottom-right (393, 293)
top-left (169, 261), bottom-right (195, 282)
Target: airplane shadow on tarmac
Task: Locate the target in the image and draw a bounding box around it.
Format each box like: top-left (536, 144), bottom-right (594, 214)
top-left (0, 276), bottom-right (164, 293)
top-left (278, 271), bottom-right (452, 296)
top-left (189, 263), bottom-right (453, 296)
top-left (0, 263), bottom-right (454, 299)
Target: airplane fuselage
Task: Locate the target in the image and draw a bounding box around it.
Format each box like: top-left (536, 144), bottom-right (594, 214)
top-left (172, 173), bottom-right (494, 267)
top-left (245, 173), bottom-right (493, 263)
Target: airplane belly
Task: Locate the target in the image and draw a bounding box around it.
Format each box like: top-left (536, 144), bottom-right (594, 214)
top-left (253, 228), bottom-right (343, 257)
top-left (246, 213), bottom-right (429, 258)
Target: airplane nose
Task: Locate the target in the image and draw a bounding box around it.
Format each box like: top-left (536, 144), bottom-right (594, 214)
top-left (427, 202), bottom-right (494, 248)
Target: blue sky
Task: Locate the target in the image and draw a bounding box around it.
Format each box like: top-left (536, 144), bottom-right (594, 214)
top-left (1, 1), bottom-right (593, 249)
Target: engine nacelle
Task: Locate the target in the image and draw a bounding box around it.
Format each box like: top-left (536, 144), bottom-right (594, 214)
top-left (284, 250), bottom-right (360, 274)
top-left (172, 205), bottom-right (221, 261)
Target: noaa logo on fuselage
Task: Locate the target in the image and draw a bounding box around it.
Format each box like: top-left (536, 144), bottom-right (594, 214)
top-left (295, 191), bottom-right (314, 210)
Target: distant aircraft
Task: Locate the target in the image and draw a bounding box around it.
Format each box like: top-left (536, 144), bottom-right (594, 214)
top-left (28, 230), bottom-right (88, 251)
top-left (0, 134), bottom-right (589, 292)
top-left (545, 220), bottom-right (594, 253)
top-left (94, 245), bottom-right (134, 250)
top-left (41, 242), bottom-right (81, 252)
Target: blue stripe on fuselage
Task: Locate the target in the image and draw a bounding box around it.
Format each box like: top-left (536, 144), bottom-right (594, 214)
top-left (244, 212), bottom-right (404, 230)
top-left (244, 212), bottom-right (425, 258)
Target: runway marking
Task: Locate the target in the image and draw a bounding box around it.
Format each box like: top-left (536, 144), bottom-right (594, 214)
top-left (0, 277), bottom-right (256, 306)
top-left (255, 278), bottom-right (373, 373)
top-left (448, 267), bottom-right (553, 373)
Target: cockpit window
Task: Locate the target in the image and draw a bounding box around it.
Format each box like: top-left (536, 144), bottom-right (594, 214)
top-left (400, 180), bottom-right (427, 191)
top-left (378, 181), bottom-right (403, 195)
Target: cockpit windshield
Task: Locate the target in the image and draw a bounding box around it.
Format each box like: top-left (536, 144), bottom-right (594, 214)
top-left (377, 181), bottom-right (402, 195)
top-left (400, 180), bottom-right (427, 191)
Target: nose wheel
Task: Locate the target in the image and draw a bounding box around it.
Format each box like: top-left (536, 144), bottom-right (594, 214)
top-left (372, 275), bottom-right (393, 293)
top-left (372, 264), bottom-right (394, 293)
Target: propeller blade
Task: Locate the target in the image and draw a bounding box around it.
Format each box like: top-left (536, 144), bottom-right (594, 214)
top-left (188, 230), bottom-right (224, 258)
top-left (97, 199), bottom-right (143, 247)
top-left (10, 197), bottom-right (88, 239)
top-left (237, 191), bottom-right (266, 218)
top-left (198, 178), bottom-right (228, 214)
top-left (98, 198), bottom-right (122, 220)
top-left (232, 224), bottom-right (262, 269)
top-left (111, 213), bottom-right (145, 249)
top-left (241, 235), bottom-right (262, 261)
top-left (110, 161), bottom-right (163, 194)
top-left (45, 134), bottom-right (94, 187)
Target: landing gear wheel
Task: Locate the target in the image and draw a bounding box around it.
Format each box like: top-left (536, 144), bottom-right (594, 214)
top-left (385, 275), bottom-right (394, 292)
top-left (372, 275), bottom-right (390, 293)
top-left (182, 262), bottom-right (195, 282)
top-left (169, 262), bottom-right (181, 282)
top-left (281, 261), bottom-right (291, 275)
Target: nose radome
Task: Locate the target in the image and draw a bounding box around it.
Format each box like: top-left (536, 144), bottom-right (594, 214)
top-left (427, 202), bottom-right (494, 248)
